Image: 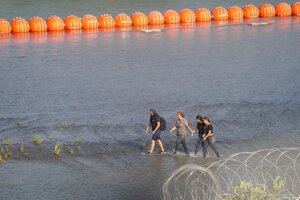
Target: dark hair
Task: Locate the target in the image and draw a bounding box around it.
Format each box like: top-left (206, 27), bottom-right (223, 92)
top-left (203, 116), bottom-right (212, 124)
top-left (177, 111), bottom-right (184, 118)
top-left (196, 115), bottom-right (202, 121)
top-left (150, 108), bottom-right (157, 115)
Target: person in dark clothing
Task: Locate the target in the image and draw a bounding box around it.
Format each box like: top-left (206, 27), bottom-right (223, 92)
top-left (202, 116), bottom-right (220, 158)
top-left (194, 115), bottom-right (206, 156)
top-left (145, 108), bottom-right (166, 155)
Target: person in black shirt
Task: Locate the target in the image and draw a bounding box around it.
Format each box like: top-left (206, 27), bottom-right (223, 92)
top-left (202, 116), bottom-right (220, 158)
top-left (194, 115), bottom-right (206, 155)
top-left (145, 108), bottom-right (166, 155)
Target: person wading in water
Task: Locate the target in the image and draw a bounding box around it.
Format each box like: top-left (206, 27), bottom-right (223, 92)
top-left (145, 108), bottom-right (166, 155)
top-left (170, 112), bottom-right (195, 156)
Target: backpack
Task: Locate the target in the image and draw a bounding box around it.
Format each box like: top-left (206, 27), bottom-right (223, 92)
top-left (160, 117), bottom-right (166, 131)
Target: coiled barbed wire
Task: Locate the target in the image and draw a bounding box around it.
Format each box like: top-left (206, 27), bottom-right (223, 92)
top-left (163, 147), bottom-right (300, 200)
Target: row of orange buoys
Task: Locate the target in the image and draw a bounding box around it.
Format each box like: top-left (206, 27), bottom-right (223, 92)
top-left (0, 2), bottom-right (300, 34)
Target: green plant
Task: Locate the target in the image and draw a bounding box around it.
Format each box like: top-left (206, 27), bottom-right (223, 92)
top-left (77, 145), bottom-right (81, 152)
top-left (58, 123), bottom-right (69, 130)
top-left (20, 144), bottom-right (25, 153)
top-left (53, 143), bottom-right (63, 156)
top-left (76, 136), bottom-right (81, 145)
top-left (48, 133), bottom-right (54, 142)
top-left (33, 135), bottom-right (43, 145)
top-left (272, 177), bottom-right (285, 199)
top-left (15, 120), bottom-right (22, 128)
top-left (3, 139), bottom-right (12, 147)
top-left (222, 177), bottom-right (286, 200)
top-left (68, 147), bottom-right (74, 155)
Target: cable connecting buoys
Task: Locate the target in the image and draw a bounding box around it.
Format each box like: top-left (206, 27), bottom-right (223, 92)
top-left (0, 18), bottom-right (12, 33)
top-left (179, 8), bottom-right (195, 23)
top-left (275, 2), bottom-right (292, 16)
top-left (64, 15), bottom-right (82, 30)
top-left (148, 10), bottom-right (164, 25)
top-left (81, 14), bottom-right (98, 29)
top-left (164, 10), bottom-right (180, 24)
top-left (46, 16), bottom-right (65, 31)
top-left (259, 3), bottom-right (275, 17)
top-left (212, 7), bottom-right (228, 21)
top-left (292, 2), bottom-right (300, 15)
top-left (98, 14), bottom-right (115, 28)
top-left (29, 16), bottom-right (47, 32)
top-left (11, 17), bottom-right (30, 33)
top-left (228, 6), bottom-right (243, 19)
top-left (115, 13), bottom-right (132, 27)
top-left (243, 4), bottom-right (259, 18)
top-left (195, 8), bottom-right (211, 22)
top-left (131, 12), bottom-right (148, 26)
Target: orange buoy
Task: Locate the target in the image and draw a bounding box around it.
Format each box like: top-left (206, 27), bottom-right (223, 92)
top-left (228, 6), bottom-right (243, 19)
top-left (29, 16), bottom-right (47, 32)
top-left (275, 2), bottom-right (292, 16)
top-left (179, 8), bottom-right (195, 23)
top-left (98, 14), bottom-right (115, 28)
top-left (46, 16), bottom-right (65, 31)
top-left (11, 17), bottom-right (30, 33)
top-left (115, 13), bottom-right (132, 27)
top-left (81, 14), bottom-right (98, 29)
top-left (148, 10), bottom-right (164, 25)
top-left (0, 18), bottom-right (12, 33)
top-left (164, 9), bottom-right (180, 24)
top-left (212, 7), bottom-right (228, 21)
top-left (131, 12), bottom-right (148, 26)
top-left (292, 2), bottom-right (300, 15)
top-left (259, 3), bottom-right (275, 17)
top-left (64, 15), bottom-right (82, 30)
top-left (243, 4), bottom-right (259, 18)
top-left (195, 8), bottom-right (211, 22)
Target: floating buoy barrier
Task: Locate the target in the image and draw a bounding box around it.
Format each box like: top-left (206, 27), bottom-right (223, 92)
top-left (212, 7), bottom-right (228, 21)
top-left (243, 4), bottom-right (259, 18)
top-left (0, 2), bottom-right (299, 39)
top-left (164, 10), bottom-right (180, 24)
top-left (195, 8), bottom-right (211, 22)
top-left (228, 6), bottom-right (244, 19)
top-left (292, 2), bottom-right (300, 15)
top-left (131, 12), bottom-right (148, 26)
top-left (11, 17), bottom-right (30, 33)
top-left (64, 15), bottom-right (82, 30)
top-left (29, 16), bottom-right (47, 32)
top-left (179, 8), bottom-right (195, 23)
top-left (115, 13), bottom-right (132, 27)
top-left (98, 14), bottom-right (115, 28)
top-left (259, 3), bottom-right (275, 17)
top-left (46, 16), bottom-right (65, 31)
top-left (140, 28), bottom-right (163, 33)
top-left (249, 22), bottom-right (270, 26)
top-left (148, 11), bottom-right (164, 25)
top-left (81, 14), bottom-right (98, 29)
top-left (0, 18), bottom-right (12, 33)
top-left (275, 2), bottom-right (292, 16)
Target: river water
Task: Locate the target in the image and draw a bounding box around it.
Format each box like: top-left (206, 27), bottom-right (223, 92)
top-left (0, 0), bottom-right (300, 200)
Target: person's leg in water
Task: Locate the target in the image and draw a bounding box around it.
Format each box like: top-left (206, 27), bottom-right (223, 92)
top-left (203, 139), bottom-right (209, 158)
top-left (181, 137), bottom-right (190, 156)
top-left (174, 135), bottom-right (182, 154)
top-left (148, 131), bottom-right (159, 154)
top-left (155, 130), bottom-right (166, 154)
top-left (149, 140), bottom-right (155, 154)
top-left (194, 137), bottom-right (202, 155)
top-left (157, 140), bottom-right (166, 153)
top-left (207, 136), bottom-right (220, 157)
